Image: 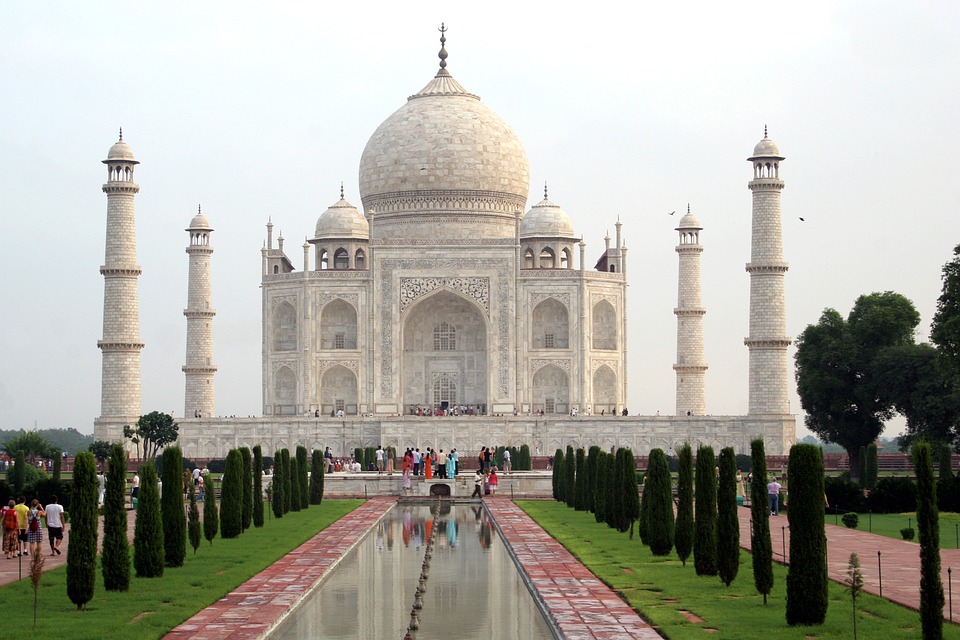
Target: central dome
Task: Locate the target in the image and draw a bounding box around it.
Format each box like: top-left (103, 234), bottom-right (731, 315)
top-left (359, 53), bottom-right (530, 240)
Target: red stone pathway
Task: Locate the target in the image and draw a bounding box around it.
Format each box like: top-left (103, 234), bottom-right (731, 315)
top-left (737, 505), bottom-right (960, 622)
top-left (486, 498), bottom-right (661, 639)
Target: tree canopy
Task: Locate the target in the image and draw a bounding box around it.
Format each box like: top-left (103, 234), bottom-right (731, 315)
top-left (124, 411), bottom-right (179, 460)
top-left (932, 243), bottom-right (960, 385)
top-left (795, 291), bottom-right (919, 473)
top-left (1, 430), bottom-right (52, 458)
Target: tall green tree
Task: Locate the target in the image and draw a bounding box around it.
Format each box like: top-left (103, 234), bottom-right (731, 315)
top-left (552, 448), bottom-right (564, 501)
top-left (674, 443), bottom-right (694, 567)
top-left (914, 441), bottom-right (945, 639)
top-left (309, 449), bottom-right (325, 505)
top-left (1, 431), bottom-right (51, 458)
top-left (102, 444), bottom-right (130, 591)
top-left (785, 443), bottom-right (828, 626)
top-left (637, 468), bottom-right (651, 545)
top-left (519, 444), bottom-right (532, 471)
top-left (584, 446), bottom-right (600, 513)
top-left (289, 456), bottom-right (302, 513)
top-left (272, 449), bottom-right (285, 519)
top-left (594, 451), bottom-right (608, 524)
top-left (160, 445), bottom-right (186, 567)
top-left (88, 440), bottom-right (112, 463)
top-left (52, 449), bottom-right (62, 482)
top-left (67, 452), bottom-right (98, 610)
top-left (187, 475), bottom-right (201, 555)
top-left (618, 448), bottom-right (640, 535)
top-left (646, 448), bottom-right (675, 556)
top-left (564, 445), bottom-right (576, 507)
top-left (202, 471), bottom-right (219, 545)
top-left (605, 449), bottom-right (619, 529)
top-left (750, 438), bottom-right (773, 604)
top-left (282, 449), bottom-right (293, 514)
top-left (694, 445), bottom-right (718, 576)
top-left (296, 446), bottom-right (309, 510)
top-left (795, 291), bottom-right (920, 476)
top-left (240, 447), bottom-right (253, 531)
top-left (252, 445), bottom-right (265, 527)
top-left (574, 448), bottom-right (588, 511)
top-left (9, 449), bottom-right (27, 494)
top-left (864, 443), bottom-right (879, 490)
top-left (717, 447), bottom-right (740, 586)
top-left (134, 460), bottom-right (164, 578)
top-left (124, 411), bottom-right (179, 460)
top-left (220, 449), bottom-right (243, 538)
top-left (932, 244), bottom-right (960, 389)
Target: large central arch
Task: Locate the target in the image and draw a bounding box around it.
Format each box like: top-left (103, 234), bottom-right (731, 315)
top-left (401, 290), bottom-right (488, 413)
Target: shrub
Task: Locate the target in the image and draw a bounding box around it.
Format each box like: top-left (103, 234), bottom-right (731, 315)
top-left (133, 460), bottom-right (164, 578)
top-left (102, 444), bottom-right (129, 591)
top-left (202, 472), bottom-right (219, 545)
top-left (867, 476), bottom-right (917, 513)
top-left (717, 447), bottom-right (740, 586)
top-left (864, 443), bottom-right (879, 491)
top-left (220, 449), bottom-right (243, 538)
top-left (160, 446), bottom-right (186, 568)
top-left (519, 444), bottom-right (531, 470)
top-left (252, 445), bottom-right (265, 527)
top-left (674, 443), bottom-right (694, 567)
top-left (785, 443), bottom-right (828, 626)
top-left (841, 513), bottom-right (860, 529)
top-left (67, 452), bottom-right (98, 610)
top-left (735, 454), bottom-right (752, 472)
top-left (309, 449), bottom-right (324, 505)
top-left (296, 446), bottom-right (309, 510)
top-left (240, 447), bottom-right (253, 531)
top-left (694, 445), bottom-right (718, 576)
top-left (646, 448), bottom-right (675, 556)
top-left (206, 458), bottom-right (226, 474)
top-left (750, 439), bottom-right (773, 604)
top-left (913, 441), bottom-right (945, 639)
top-left (901, 527), bottom-right (916, 541)
top-left (825, 474), bottom-right (866, 514)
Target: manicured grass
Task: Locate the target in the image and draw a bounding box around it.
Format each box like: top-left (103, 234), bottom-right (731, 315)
top-left (0, 500), bottom-right (363, 640)
top-left (518, 500), bottom-right (960, 640)
top-left (827, 510), bottom-right (960, 545)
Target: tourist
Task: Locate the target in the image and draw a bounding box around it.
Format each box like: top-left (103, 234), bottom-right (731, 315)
top-left (27, 499), bottom-right (45, 557)
top-left (478, 447), bottom-right (486, 473)
top-left (424, 449), bottom-right (433, 480)
top-left (437, 450), bottom-right (447, 479)
top-left (413, 448), bottom-right (421, 476)
top-left (98, 470), bottom-right (106, 505)
top-left (768, 476), bottom-right (782, 516)
top-left (375, 445), bottom-right (385, 474)
top-left (448, 449), bottom-right (458, 478)
top-left (44, 495), bottom-right (65, 556)
top-left (197, 474), bottom-right (205, 501)
top-left (324, 447), bottom-right (333, 473)
top-left (484, 446), bottom-right (492, 473)
top-left (131, 472), bottom-right (140, 504)
top-left (736, 470), bottom-right (745, 501)
top-left (2, 499), bottom-right (18, 559)
top-left (402, 449), bottom-right (413, 492)
top-left (471, 469), bottom-right (484, 499)
top-left (14, 496), bottom-right (28, 557)
top-left (502, 448), bottom-right (511, 473)
top-left (489, 467), bottom-right (499, 495)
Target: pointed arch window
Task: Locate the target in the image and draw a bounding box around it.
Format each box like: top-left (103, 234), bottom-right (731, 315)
top-left (433, 322), bottom-right (456, 351)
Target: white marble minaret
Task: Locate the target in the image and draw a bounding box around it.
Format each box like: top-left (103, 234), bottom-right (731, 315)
top-left (183, 206), bottom-right (217, 418)
top-left (95, 130), bottom-right (143, 439)
top-left (674, 205), bottom-right (707, 415)
top-left (745, 128), bottom-right (791, 414)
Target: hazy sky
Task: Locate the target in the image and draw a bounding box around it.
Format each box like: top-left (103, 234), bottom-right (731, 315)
top-left (2, 2), bottom-right (958, 439)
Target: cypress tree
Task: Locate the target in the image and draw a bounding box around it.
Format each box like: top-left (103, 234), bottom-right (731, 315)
top-left (865, 443), bottom-right (879, 490)
top-left (289, 456), bottom-right (302, 512)
top-left (694, 445), bottom-right (718, 576)
top-left (134, 460), bottom-right (164, 577)
top-left (519, 444), bottom-right (531, 471)
top-left (102, 443), bottom-right (129, 591)
top-left (619, 448), bottom-right (640, 535)
top-left (202, 471), bottom-right (219, 545)
top-left (717, 447), bottom-right (740, 586)
top-left (605, 449), bottom-right (619, 529)
top-left (938, 446), bottom-right (955, 513)
top-left (220, 449), bottom-right (243, 538)
top-left (296, 446), bottom-right (309, 510)
top-left (585, 446), bottom-right (600, 513)
top-left (674, 443), bottom-right (694, 567)
top-left (160, 445), bottom-right (186, 567)
top-left (750, 438), bottom-right (773, 603)
top-left (67, 452), bottom-right (98, 610)
top-left (52, 449), bottom-right (62, 482)
top-left (240, 447), bottom-right (253, 531)
top-left (646, 448), bottom-right (675, 556)
top-left (310, 449), bottom-right (325, 505)
top-left (914, 441), bottom-right (945, 639)
top-left (564, 445), bottom-right (576, 507)
top-left (187, 475), bottom-right (201, 555)
top-left (552, 448), bottom-right (564, 501)
top-left (283, 449), bottom-right (293, 514)
top-left (637, 470), bottom-right (650, 544)
top-left (785, 443), bottom-right (828, 626)
top-left (272, 449), bottom-right (284, 519)
top-left (253, 445), bottom-right (265, 527)
top-left (11, 450), bottom-right (26, 494)
top-left (574, 448), bottom-right (588, 511)
top-left (594, 451), bottom-right (608, 523)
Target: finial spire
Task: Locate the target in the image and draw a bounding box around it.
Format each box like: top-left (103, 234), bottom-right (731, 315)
top-left (437, 23), bottom-right (449, 74)
top-left (764, 124), bottom-right (768, 138)
top-left (119, 127), bottom-right (123, 141)
top-left (198, 203), bottom-right (202, 214)
top-left (687, 203), bottom-right (691, 214)
top-left (544, 181), bottom-right (548, 199)
top-left (340, 182), bottom-right (344, 199)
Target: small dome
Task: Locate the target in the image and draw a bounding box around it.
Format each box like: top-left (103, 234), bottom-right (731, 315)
top-left (189, 212), bottom-right (212, 230)
top-left (677, 211), bottom-right (701, 230)
top-left (749, 132), bottom-right (784, 160)
top-left (314, 197), bottom-right (369, 240)
top-left (105, 139), bottom-right (137, 163)
top-left (520, 198), bottom-right (576, 238)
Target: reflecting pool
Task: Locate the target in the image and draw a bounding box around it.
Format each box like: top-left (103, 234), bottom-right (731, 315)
top-left (271, 503), bottom-right (556, 639)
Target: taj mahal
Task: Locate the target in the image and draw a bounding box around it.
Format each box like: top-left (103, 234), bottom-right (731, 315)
top-left (93, 30), bottom-right (795, 458)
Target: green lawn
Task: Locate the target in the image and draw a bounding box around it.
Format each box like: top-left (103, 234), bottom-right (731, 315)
top-left (0, 500), bottom-right (362, 639)
top-left (827, 510), bottom-right (960, 546)
top-left (518, 500), bottom-right (960, 640)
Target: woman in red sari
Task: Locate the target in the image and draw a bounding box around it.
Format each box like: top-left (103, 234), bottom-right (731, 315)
top-left (424, 449), bottom-right (433, 479)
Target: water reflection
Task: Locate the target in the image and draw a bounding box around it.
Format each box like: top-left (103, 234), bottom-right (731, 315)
top-left (272, 504), bottom-right (555, 640)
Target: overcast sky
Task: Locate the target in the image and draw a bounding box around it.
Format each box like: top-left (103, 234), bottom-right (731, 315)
top-left (2, 2), bottom-right (958, 440)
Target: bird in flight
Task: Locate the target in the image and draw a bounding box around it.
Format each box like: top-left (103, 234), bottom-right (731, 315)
top-left (799, 217), bottom-right (805, 222)
top-left (668, 210), bottom-right (675, 216)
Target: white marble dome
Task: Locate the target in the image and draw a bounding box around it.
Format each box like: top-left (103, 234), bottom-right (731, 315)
top-left (188, 211), bottom-right (212, 230)
top-left (106, 138), bottom-right (137, 162)
top-left (750, 134), bottom-right (782, 159)
top-left (314, 197), bottom-right (369, 239)
top-left (520, 198), bottom-right (576, 238)
top-left (677, 211), bottom-right (701, 229)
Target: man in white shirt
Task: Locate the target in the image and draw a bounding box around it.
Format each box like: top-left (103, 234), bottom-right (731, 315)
top-left (44, 495), bottom-right (66, 556)
top-left (375, 446), bottom-right (385, 474)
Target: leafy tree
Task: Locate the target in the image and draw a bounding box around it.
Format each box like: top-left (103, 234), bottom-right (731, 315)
top-left (574, 448), bottom-right (588, 511)
top-left (160, 446), bottom-right (186, 567)
top-left (795, 292), bottom-right (920, 475)
top-left (646, 448), bottom-right (675, 556)
top-left (102, 443), bottom-right (129, 591)
top-left (240, 447), bottom-right (253, 531)
top-left (674, 443), bottom-right (694, 567)
top-left (1, 431), bottom-right (51, 458)
top-left (717, 447), bottom-right (740, 586)
top-left (584, 446), bottom-right (600, 513)
top-left (67, 452), bottom-right (98, 610)
top-left (220, 449), bottom-right (243, 538)
top-left (593, 451), bottom-right (608, 524)
top-left (310, 449), bottom-right (324, 505)
top-left (694, 445), bottom-right (718, 576)
top-left (296, 446), bottom-right (309, 510)
top-left (552, 448), bottom-right (564, 501)
top-left (253, 445), bottom-right (265, 527)
top-left (88, 440), bottom-right (112, 463)
top-left (932, 243), bottom-right (960, 388)
top-left (124, 411), bottom-right (179, 460)
top-left (785, 443), bottom-right (828, 626)
top-left (750, 438), bottom-right (773, 604)
top-left (272, 449), bottom-right (285, 519)
top-left (133, 460), bottom-right (164, 578)
top-left (202, 471), bottom-right (219, 545)
top-left (564, 445), bottom-right (576, 507)
top-left (914, 441), bottom-right (945, 639)
top-left (187, 475), bottom-right (201, 555)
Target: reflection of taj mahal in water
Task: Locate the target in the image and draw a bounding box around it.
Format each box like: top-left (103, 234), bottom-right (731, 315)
top-left (93, 30), bottom-right (795, 457)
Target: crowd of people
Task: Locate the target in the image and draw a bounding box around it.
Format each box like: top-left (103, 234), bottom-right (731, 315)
top-left (2, 494), bottom-right (65, 560)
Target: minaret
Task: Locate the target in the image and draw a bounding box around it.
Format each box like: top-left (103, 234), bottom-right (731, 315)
top-left (674, 205), bottom-right (707, 416)
top-left (96, 129), bottom-right (144, 438)
top-left (183, 205), bottom-right (217, 418)
top-left (745, 128), bottom-right (790, 414)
